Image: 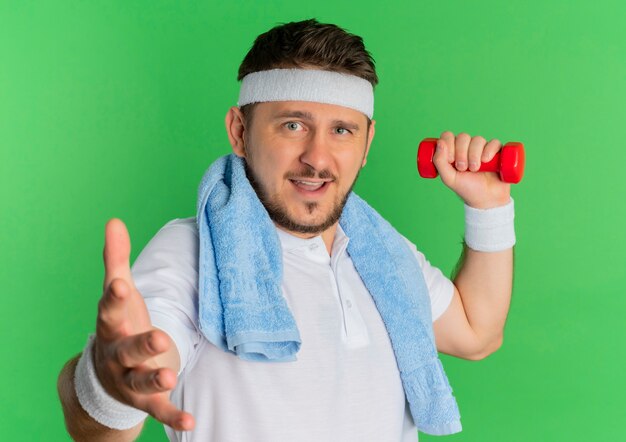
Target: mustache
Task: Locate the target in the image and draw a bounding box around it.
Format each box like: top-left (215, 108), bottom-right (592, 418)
top-left (284, 165), bottom-right (336, 181)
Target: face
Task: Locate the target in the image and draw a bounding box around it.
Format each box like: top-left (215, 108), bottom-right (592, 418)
top-left (227, 101), bottom-right (375, 237)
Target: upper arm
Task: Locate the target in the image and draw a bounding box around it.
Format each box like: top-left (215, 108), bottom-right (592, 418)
top-left (401, 236), bottom-right (486, 360)
top-left (131, 218), bottom-right (202, 373)
top-left (432, 286), bottom-right (485, 360)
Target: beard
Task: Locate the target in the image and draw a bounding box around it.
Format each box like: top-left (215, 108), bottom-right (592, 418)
top-left (244, 160), bottom-right (359, 236)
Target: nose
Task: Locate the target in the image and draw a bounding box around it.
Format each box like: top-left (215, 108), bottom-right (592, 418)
top-left (299, 130), bottom-right (331, 173)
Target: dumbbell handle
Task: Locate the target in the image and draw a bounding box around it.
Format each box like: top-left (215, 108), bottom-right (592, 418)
top-left (417, 138), bottom-right (525, 184)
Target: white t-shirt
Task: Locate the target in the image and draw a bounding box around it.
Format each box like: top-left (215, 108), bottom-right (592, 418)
top-left (131, 218), bottom-right (454, 442)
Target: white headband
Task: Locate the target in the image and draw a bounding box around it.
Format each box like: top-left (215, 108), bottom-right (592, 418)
top-left (237, 69), bottom-right (374, 119)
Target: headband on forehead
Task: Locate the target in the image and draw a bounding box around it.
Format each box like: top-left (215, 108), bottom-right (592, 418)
top-left (237, 69), bottom-right (374, 119)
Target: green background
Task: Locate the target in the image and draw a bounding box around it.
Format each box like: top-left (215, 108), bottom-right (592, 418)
top-left (1, 0), bottom-right (625, 440)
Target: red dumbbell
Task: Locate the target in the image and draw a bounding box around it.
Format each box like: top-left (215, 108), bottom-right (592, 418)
top-left (417, 138), bottom-right (525, 184)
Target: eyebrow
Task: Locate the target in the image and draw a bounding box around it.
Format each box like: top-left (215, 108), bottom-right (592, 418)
top-left (273, 110), bottom-right (361, 131)
top-left (273, 110), bottom-right (314, 121)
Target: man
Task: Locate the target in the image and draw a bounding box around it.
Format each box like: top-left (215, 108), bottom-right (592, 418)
top-left (58, 19), bottom-right (514, 441)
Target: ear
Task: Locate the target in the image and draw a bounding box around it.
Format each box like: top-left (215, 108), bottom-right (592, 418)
top-left (361, 119), bottom-right (376, 167)
top-left (225, 106), bottom-right (247, 158)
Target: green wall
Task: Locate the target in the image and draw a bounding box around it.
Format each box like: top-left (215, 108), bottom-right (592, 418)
top-left (1, 1), bottom-right (625, 440)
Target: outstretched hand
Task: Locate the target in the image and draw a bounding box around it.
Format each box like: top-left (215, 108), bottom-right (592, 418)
top-left (94, 218), bottom-right (195, 431)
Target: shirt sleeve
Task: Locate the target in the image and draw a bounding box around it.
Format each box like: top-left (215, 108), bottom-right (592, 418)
top-left (401, 237), bottom-right (455, 322)
top-left (131, 218), bottom-right (201, 373)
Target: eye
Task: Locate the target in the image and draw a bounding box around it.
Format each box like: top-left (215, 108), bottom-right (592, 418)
top-left (284, 122), bottom-right (302, 131)
top-left (334, 127), bottom-right (352, 135)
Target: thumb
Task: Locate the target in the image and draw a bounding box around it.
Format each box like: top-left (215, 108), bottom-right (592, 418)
top-left (432, 140), bottom-right (457, 187)
top-left (103, 218), bottom-right (133, 290)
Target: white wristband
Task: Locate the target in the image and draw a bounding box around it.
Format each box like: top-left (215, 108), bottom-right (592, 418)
top-left (74, 335), bottom-right (148, 430)
top-left (464, 198), bottom-right (516, 252)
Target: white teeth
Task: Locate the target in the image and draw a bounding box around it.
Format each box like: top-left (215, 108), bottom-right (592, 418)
top-left (293, 180), bottom-right (325, 190)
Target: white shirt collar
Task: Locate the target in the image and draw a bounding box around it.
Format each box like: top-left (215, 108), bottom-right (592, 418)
top-left (275, 224), bottom-right (350, 263)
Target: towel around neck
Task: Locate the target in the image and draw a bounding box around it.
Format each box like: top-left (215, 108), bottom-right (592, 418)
top-left (196, 154), bottom-right (461, 435)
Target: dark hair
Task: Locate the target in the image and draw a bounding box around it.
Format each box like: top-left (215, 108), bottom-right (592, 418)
top-left (238, 19), bottom-right (377, 126)
top-left (238, 19), bottom-right (377, 86)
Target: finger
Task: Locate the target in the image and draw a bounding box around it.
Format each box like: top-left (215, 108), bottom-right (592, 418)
top-left (143, 396), bottom-right (196, 431)
top-left (467, 136), bottom-right (487, 172)
top-left (103, 218), bottom-right (133, 291)
top-left (454, 132), bottom-right (471, 171)
top-left (432, 141), bottom-right (457, 187)
top-left (114, 330), bottom-right (170, 368)
top-left (97, 278), bottom-right (131, 338)
top-left (439, 131), bottom-right (456, 164)
top-left (482, 138), bottom-right (503, 162)
top-left (125, 366), bottom-right (177, 395)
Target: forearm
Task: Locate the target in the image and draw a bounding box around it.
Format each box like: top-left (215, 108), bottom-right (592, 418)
top-left (453, 245), bottom-right (513, 354)
top-left (57, 355), bottom-right (144, 442)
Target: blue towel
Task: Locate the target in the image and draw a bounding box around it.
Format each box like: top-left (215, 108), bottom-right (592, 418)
top-left (196, 154), bottom-right (461, 435)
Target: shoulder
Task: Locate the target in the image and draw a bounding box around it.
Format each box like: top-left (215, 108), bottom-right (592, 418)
top-left (140, 217), bottom-right (198, 256)
top-left (132, 217), bottom-right (198, 277)
top-left (154, 217), bottom-right (198, 240)
top-left (398, 233), bottom-right (428, 268)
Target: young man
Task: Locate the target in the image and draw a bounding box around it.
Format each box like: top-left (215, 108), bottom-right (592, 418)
top-left (58, 19), bottom-right (514, 441)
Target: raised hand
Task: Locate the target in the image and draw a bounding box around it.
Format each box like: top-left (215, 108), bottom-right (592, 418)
top-left (432, 131), bottom-right (512, 209)
top-left (95, 218), bottom-right (195, 431)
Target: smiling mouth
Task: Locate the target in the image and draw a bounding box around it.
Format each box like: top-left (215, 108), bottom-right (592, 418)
top-left (289, 179), bottom-right (332, 192)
